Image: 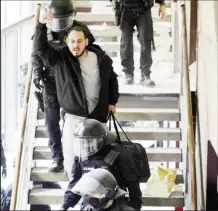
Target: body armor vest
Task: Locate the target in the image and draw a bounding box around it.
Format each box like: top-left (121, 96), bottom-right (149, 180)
top-left (80, 148), bottom-right (123, 188)
top-left (81, 158), bottom-right (111, 174)
top-left (120, 0), bottom-right (154, 9)
top-left (81, 147), bottom-right (120, 174)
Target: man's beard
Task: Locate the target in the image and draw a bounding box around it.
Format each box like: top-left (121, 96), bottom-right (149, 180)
top-left (75, 48), bottom-right (86, 58)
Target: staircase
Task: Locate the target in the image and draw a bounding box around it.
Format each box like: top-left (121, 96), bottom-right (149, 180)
top-left (31, 94), bottom-right (184, 209)
top-left (15, 1), bottom-right (186, 210)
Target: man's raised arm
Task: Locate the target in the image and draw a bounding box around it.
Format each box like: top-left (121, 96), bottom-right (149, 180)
top-left (33, 9), bottom-right (60, 68)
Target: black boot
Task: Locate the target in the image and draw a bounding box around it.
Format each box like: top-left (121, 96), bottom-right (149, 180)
top-left (140, 75), bottom-right (155, 87)
top-left (48, 160), bottom-right (64, 172)
top-left (59, 203), bottom-right (70, 211)
top-left (123, 75), bottom-right (134, 85)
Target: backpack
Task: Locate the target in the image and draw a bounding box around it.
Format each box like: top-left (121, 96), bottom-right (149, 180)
top-left (107, 113), bottom-right (151, 182)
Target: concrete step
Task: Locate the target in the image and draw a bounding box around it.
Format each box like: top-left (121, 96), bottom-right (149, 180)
top-left (35, 124), bottom-right (181, 140)
top-left (74, 1), bottom-right (92, 12)
top-left (76, 13), bottom-right (171, 24)
top-left (89, 25), bottom-right (170, 37)
top-left (31, 167), bottom-right (184, 184)
top-left (117, 94), bottom-right (179, 109)
top-left (34, 138), bottom-right (178, 151)
top-left (28, 185), bottom-right (184, 206)
top-left (37, 108), bottom-right (180, 121)
top-left (93, 2), bottom-right (171, 14)
top-left (34, 139), bottom-right (178, 152)
top-left (115, 108), bottom-right (180, 121)
top-left (95, 39), bottom-right (172, 53)
top-left (106, 1), bottom-right (172, 9)
top-left (33, 160), bottom-right (183, 171)
top-left (33, 146), bottom-right (181, 162)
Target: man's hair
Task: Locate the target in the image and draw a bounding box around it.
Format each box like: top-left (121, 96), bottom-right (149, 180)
top-left (67, 26), bottom-right (88, 39)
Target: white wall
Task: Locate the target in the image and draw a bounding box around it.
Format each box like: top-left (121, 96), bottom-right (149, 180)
top-left (1, 1), bottom-right (35, 150)
top-left (179, 1), bottom-right (217, 209)
top-left (195, 1), bottom-right (218, 209)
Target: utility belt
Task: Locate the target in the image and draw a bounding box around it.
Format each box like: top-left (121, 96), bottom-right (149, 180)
top-left (114, 0), bottom-right (152, 26)
top-left (121, 6), bottom-right (147, 14)
top-left (122, 2), bottom-right (148, 9)
top-left (121, 0), bottom-right (154, 9)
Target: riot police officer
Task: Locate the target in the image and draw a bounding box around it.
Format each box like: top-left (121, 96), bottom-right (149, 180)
top-left (71, 168), bottom-right (136, 211)
top-left (60, 119), bottom-right (142, 211)
top-left (117, 0), bottom-right (166, 86)
top-left (32, 9), bottom-right (95, 172)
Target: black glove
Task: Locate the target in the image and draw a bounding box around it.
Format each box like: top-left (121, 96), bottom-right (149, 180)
top-left (34, 91), bottom-right (45, 112)
top-left (33, 77), bottom-right (43, 90)
top-left (1, 166), bottom-right (7, 178)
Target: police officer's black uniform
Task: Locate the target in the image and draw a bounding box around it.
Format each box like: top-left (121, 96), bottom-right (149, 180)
top-left (61, 119), bottom-right (142, 211)
top-left (32, 21), bottom-right (95, 172)
top-left (119, 0), bottom-right (165, 86)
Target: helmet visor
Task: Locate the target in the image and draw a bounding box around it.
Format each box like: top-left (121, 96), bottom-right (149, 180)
top-left (73, 138), bottom-right (104, 161)
top-left (50, 17), bottom-right (73, 32)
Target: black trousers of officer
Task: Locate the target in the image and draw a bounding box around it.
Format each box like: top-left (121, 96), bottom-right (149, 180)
top-left (43, 78), bottom-right (64, 164)
top-left (120, 7), bottom-right (153, 78)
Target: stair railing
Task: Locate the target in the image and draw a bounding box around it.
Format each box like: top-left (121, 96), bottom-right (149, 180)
top-left (180, 4), bottom-right (197, 210)
top-left (9, 4), bottom-right (41, 210)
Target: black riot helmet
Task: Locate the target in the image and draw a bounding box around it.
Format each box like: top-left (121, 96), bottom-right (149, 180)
top-left (73, 119), bottom-right (107, 161)
top-left (48, 0), bottom-right (76, 32)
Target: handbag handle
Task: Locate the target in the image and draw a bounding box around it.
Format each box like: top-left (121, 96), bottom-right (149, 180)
top-left (107, 112), bottom-right (131, 142)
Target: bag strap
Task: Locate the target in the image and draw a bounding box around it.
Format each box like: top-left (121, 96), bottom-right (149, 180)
top-left (107, 112), bottom-right (131, 142)
top-left (107, 112), bottom-right (112, 131)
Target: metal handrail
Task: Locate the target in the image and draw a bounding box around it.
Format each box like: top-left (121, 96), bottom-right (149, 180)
top-left (180, 4), bottom-right (197, 210)
top-left (13, 52), bottom-right (39, 210)
top-left (9, 4), bottom-right (41, 210)
top-left (9, 49), bottom-right (33, 211)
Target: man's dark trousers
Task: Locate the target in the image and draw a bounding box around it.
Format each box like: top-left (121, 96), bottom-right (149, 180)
top-left (43, 78), bottom-right (64, 165)
top-left (120, 7), bottom-right (153, 78)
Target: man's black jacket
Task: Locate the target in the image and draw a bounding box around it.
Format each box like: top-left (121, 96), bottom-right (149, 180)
top-left (32, 20), bottom-right (96, 89)
top-left (33, 23), bottom-right (119, 123)
top-left (63, 143), bottom-right (142, 211)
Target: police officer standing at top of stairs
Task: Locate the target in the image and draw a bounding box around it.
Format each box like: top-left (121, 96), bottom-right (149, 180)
top-left (112, 0), bottom-right (166, 86)
top-left (32, 1), bottom-right (95, 173)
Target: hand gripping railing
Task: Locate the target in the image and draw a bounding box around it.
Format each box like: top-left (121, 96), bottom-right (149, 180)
top-left (180, 4), bottom-right (197, 210)
top-left (9, 4), bottom-right (41, 210)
